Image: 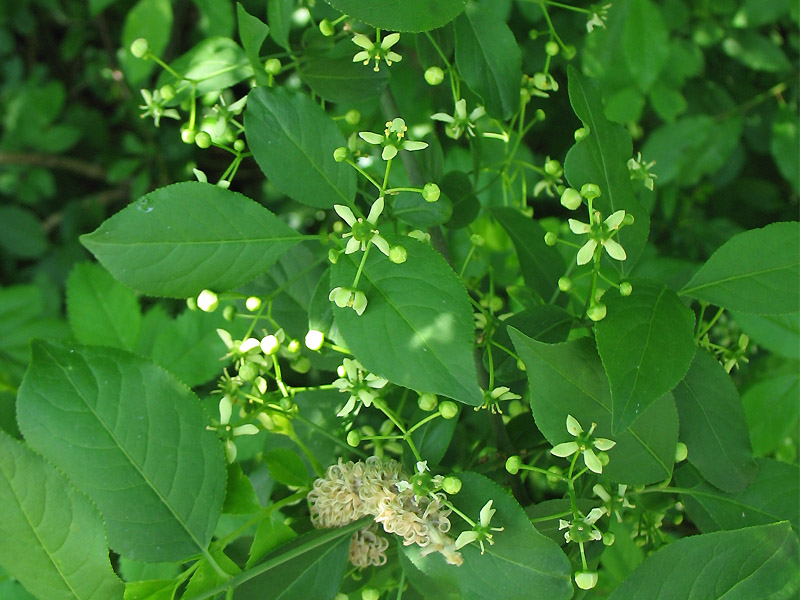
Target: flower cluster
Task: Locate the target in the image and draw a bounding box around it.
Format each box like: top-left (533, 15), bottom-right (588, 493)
top-left (307, 457), bottom-right (463, 566)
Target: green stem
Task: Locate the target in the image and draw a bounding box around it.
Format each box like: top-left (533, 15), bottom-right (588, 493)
top-left (352, 243), bottom-right (372, 288)
top-left (406, 412), bottom-right (442, 436)
top-left (214, 490), bottom-right (308, 548)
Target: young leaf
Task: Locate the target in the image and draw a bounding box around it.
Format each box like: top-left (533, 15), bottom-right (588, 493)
top-left (326, 0), bottom-right (466, 32)
top-left (156, 38), bottom-right (251, 98)
top-left (680, 222), bottom-right (800, 314)
top-left (607, 522), bottom-right (800, 600)
top-left (401, 472), bottom-right (573, 600)
top-left (675, 460), bottom-right (799, 534)
top-left (454, 3), bottom-right (521, 119)
top-left (16, 341), bottom-right (227, 562)
top-left (237, 3), bottom-right (270, 86)
top-left (120, 0), bottom-right (173, 85)
top-left (123, 579), bottom-right (178, 600)
top-left (595, 279), bottom-right (696, 434)
top-left (245, 87), bottom-right (356, 209)
top-left (510, 331), bottom-right (678, 485)
top-left (80, 182), bottom-right (301, 298)
top-left (331, 236), bottom-right (483, 406)
top-left (492, 207), bottom-right (565, 302)
top-left (733, 312), bottom-right (800, 359)
top-left (0, 431), bottom-right (125, 600)
top-left (266, 0), bottom-right (292, 49)
top-left (264, 448), bottom-right (310, 488)
top-left (66, 262), bottom-right (141, 351)
top-left (622, 0), bottom-right (669, 92)
top-left (564, 66), bottom-right (650, 273)
top-left (672, 350), bottom-right (757, 493)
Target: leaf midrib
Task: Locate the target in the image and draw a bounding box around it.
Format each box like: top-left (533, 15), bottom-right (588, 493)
top-left (681, 260), bottom-right (799, 296)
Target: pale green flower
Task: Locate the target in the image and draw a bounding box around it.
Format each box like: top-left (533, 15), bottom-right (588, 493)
top-left (550, 414), bottom-right (615, 474)
top-left (352, 32), bottom-right (402, 71)
top-left (431, 99), bottom-right (486, 139)
top-left (454, 499), bottom-right (504, 554)
top-left (359, 118), bottom-right (428, 160)
top-left (334, 197), bottom-right (390, 256)
top-left (568, 209), bottom-right (627, 265)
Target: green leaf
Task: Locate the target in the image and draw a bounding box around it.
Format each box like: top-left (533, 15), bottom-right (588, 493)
top-left (441, 170), bottom-right (479, 229)
top-left (672, 350), bottom-right (757, 492)
top-left (492, 207), bottom-right (565, 302)
top-left (66, 262), bottom-right (141, 351)
top-left (608, 522), bottom-right (799, 599)
top-left (743, 374), bottom-right (800, 456)
top-left (640, 115), bottom-right (713, 185)
top-left (183, 549), bottom-right (240, 599)
top-left (675, 460), bottom-right (799, 534)
top-left (237, 3), bottom-right (270, 87)
top-left (120, 0), bottom-right (173, 85)
top-left (595, 279), bottom-right (696, 434)
top-left (454, 3), bottom-right (521, 119)
top-left (299, 43), bottom-right (389, 104)
top-left (510, 332), bottom-right (678, 485)
top-left (733, 312), bottom-right (800, 359)
top-left (564, 67), bottom-right (650, 273)
top-left (680, 222), bottom-right (800, 314)
top-left (392, 191), bottom-right (452, 229)
top-left (402, 472), bottom-right (572, 600)
top-left (266, 0), bottom-right (292, 49)
top-left (622, 0), bottom-right (669, 91)
top-left (771, 105), bottom-right (800, 192)
top-left (0, 431), bottom-right (124, 600)
top-left (16, 341), bottom-right (227, 562)
top-left (247, 513), bottom-right (297, 569)
top-left (222, 463), bottom-right (261, 514)
top-left (331, 237), bottom-right (482, 406)
top-left (0, 206), bottom-right (48, 258)
top-left (245, 87), bottom-right (356, 208)
top-left (0, 284), bottom-right (70, 368)
top-left (123, 580), bottom-right (178, 600)
top-left (80, 182), bottom-right (301, 298)
top-left (723, 30), bottom-right (793, 72)
top-left (325, 0), bottom-right (466, 32)
top-left (233, 528), bottom-right (352, 600)
top-left (156, 38), bottom-right (251, 99)
top-left (193, 0), bottom-right (234, 37)
top-left (264, 449), bottom-right (310, 488)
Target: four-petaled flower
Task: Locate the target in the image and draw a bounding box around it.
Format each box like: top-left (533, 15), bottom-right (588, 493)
top-left (558, 507), bottom-right (606, 544)
top-left (329, 286), bottom-right (368, 316)
top-left (334, 196), bottom-right (390, 256)
top-left (431, 99), bottom-right (486, 139)
top-left (551, 414), bottom-right (616, 474)
top-left (568, 209), bottom-right (627, 265)
top-left (359, 118), bottom-right (428, 161)
top-left (628, 152), bottom-right (658, 191)
top-left (587, 3), bottom-right (612, 32)
top-left (454, 500), bottom-right (504, 554)
top-left (139, 88), bottom-right (180, 127)
top-left (333, 358), bottom-right (389, 417)
top-left (352, 32), bottom-right (402, 72)
top-left (593, 483), bottom-right (635, 522)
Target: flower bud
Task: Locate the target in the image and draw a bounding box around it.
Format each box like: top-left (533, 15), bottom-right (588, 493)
top-left (505, 455), bottom-right (521, 475)
top-left (418, 393), bottom-right (438, 411)
top-left (470, 233), bottom-right (485, 246)
top-left (260, 335), bottom-right (280, 355)
top-left (623, 213), bottom-right (635, 226)
top-left (439, 401), bottom-right (458, 419)
top-left (603, 531), bottom-right (616, 546)
top-left (574, 571), bottom-right (598, 590)
top-left (333, 146), bottom-right (348, 163)
top-left (319, 19), bottom-right (335, 36)
top-left (389, 245), bottom-right (408, 264)
top-left (675, 441), bottom-right (688, 462)
top-left (535, 109), bottom-right (546, 121)
top-left (563, 45), bottom-right (577, 60)
top-left (346, 430), bottom-right (361, 447)
top-left (587, 302), bottom-right (607, 322)
top-left (195, 131), bottom-right (212, 149)
top-left (362, 589), bottom-right (380, 600)
top-left (424, 66), bottom-right (445, 86)
top-left (580, 183), bottom-right (601, 200)
top-left (181, 127), bottom-right (196, 144)
top-left (558, 277), bottom-right (572, 292)
top-left (223, 305), bottom-right (236, 321)
top-left (264, 58), bottom-right (282, 75)
top-left (186, 297), bottom-right (198, 311)
top-left (574, 127), bottom-right (589, 142)
top-left (544, 232), bottom-right (558, 246)
top-left (234, 139), bottom-right (246, 152)
top-left (442, 476), bottom-right (462, 494)
top-left (305, 329), bottom-right (325, 351)
top-left (239, 361), bottom-right (259, 381)
top-left (197, 289), bottom-right (219, 312)
top-left (159, 84), bottom-right (175, 101)
top-left (130, 38), bottom-right (149, 58)
top-left (560, 187), bottom-right (582, 210)
top-left (345, 109), bottom-right (361, 125)
top-left (422, 182), bottom-right (440, 202)
top-left (544, 158), bottom-right (562, 177)
top-left (619, 281), bottom-right (633, 296)
top-left (244, 296), bottom-right (261, 312)
top-left (545, 41), bottom-right (560, 56)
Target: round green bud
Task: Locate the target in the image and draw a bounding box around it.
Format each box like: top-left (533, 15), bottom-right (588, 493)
top-left (130, 38), bottom-right (150, 58)
top-left (197, 289), bottom-right (219, 312)
top-left (223, 305), bottom-right (236, 321)
top-left (389, 245), bottom-right (408, 264)
top-left (535, 108), bottom-right (546, 121)
top-left (532, 72), bottom-right (548, 90)
top-left (234, 139), bottom-right (246, 152)
top-left (333, 146), bottom-right (348, 163)
top-left (245, 296), bottom-right (262, 312)
top-left (505, 455), bottom-right (522, 475)
top-left (418, 392), bottom-right (438, 412)
top-left (675, 441), bottom-right (688, 462)
top-left (287, 339), bottom-right (301, 354)
top-left (361, 589), bottom-right (380, 600)
top-left (580, 183), bottom-right (601, 200)
top-left (545, 40), bottom-right (560, 56)
top-left (159, 84), bottom-right (175, 101)
top-left (574, 571), bottom-right (598, 591)
top-left (260, 335), bottom-right (280, 355)
top-left (558, 277), bottom-right (572, 292)
top-left (424, 66), bottom-right (445, 86)
top-left (195, 131), bottom-right (212, 149)
top-left (544, 231), bottom-right (558, 246)
top-left (563, 45), bottom-right (577, 60)
top-left (346, 429), bottom-right (360, 447)
top-left (305, 329), bottom-right (325, 351)
top-left (319, 19), bottom-right (335, 37)
top-left (544, 158), bottom-right (562, 177)
top-left (488, 296), bottom-right (503, 312)
top-left (439, 401), bottom-right (458, 420)
top-left (181, 127), bottom-right (196, 144)
top-left (334, 594), bottom-right (348, 600)
top-left (470, 233), bottom-right (485, 247)
top-left (622, 213), bottom-right (635, 226)
top-left (442, 476), bottom-right (462, 494)
top-left (560, 187), bottom-right (582, 210)
top-left (186, 297), bottom-right (198, 311)
top-left (587, 302), bottom-right (607, 322)
top-left (603, 531), bottom-right (616, 546)
top-left (239, 361), bottom-right (259, 381)
top-left (528, 29), bottom-right (539, 40)
top-left (574, 127), bottom-right (589, 142)
top-left (619, 281), bottom-right (633, 296)
top-left (546, 465), bottom-right (562, 485)
top-left (345, 109), bottom-right (361, 125)
top-left (422, 182), bottom-right (440, 203)
top-left (264, 58), bottom-right (282, 75)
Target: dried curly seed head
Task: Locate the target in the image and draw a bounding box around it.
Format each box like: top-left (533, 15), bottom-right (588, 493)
top-left (349, 525), bottom-right (390, 568)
